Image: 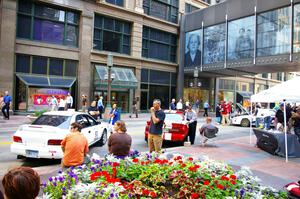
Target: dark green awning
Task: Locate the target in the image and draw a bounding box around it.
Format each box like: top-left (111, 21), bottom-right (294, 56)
top-left (16, 74), bottom-right (76, 88)
top-left (237, 91), bottom-right (253, 99)
top-left (94, 65), bottom-right (138, 89)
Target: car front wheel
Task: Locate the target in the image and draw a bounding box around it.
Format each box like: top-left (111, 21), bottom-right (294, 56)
top-left (241, 119), bottom-right (250, 127)
top-left (98, 129), bottom-right (108, 146)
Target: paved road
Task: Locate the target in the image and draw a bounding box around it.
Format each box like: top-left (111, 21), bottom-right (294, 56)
top-left (0, 117), bottom-right (250, 176)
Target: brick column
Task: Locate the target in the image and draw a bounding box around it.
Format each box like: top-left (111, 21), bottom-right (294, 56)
top-left (78, 11), bottom-right (93, 108)
top-left (0, 0), bottom-right (16, 100)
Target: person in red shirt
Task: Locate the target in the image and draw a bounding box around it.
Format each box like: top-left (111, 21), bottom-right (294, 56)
top-left (61, 122), bottom-right (89, 167)
top-left (221, 101), bottom-right (230, 125)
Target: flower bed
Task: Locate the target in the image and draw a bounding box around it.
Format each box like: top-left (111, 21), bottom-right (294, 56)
top-left (43, 152), bottom-right (287, 198)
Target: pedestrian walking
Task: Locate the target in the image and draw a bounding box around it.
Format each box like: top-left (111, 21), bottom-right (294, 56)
top-left (97, 96), bottom-right (104, 119)
top-left (129, 98), bottom-right (138, 118)
top-left (169, 98), bottom-right (176, 110)
top-left (50, 95), bottom-right (58, 111)
top-left (203, 101), bottom-right (209, 117)
top-left (66, 92), bottom-right (73, 109)
top-left (185, 104), bottom-right (197, 145)
top-left (148, 99), bottom-right (166, 153)
top-left (109, 103), bottom-right (120, 133)
top-left (176, 99), bottom-right (183, 111)
top-left (81, 95), bottom-right (87, 112)
top-left (58, 97), bottom-right (66, 111)
top-left (1, 91), bottom-right (11, 120)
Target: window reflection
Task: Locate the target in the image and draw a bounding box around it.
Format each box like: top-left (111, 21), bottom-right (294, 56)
top-left (294, 4), bottom-right (300, 53)
top-left (228, 16), bottom-right (254, 60)
top-left (257, 7), bottom-right (291, 56)
top-left (203, 24), bottom-right (226, 64)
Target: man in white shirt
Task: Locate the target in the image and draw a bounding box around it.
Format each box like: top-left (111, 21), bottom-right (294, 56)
top-left (66, 92), bottom-right (73, 109)
top-left (58, 97), bottom-right (66, 111)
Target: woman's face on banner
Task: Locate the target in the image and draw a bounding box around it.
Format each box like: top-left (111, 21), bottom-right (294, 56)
top-left (189, 34), bottom-right (199, 53)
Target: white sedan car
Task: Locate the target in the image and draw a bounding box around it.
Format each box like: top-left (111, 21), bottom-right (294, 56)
top-left (231, 108), bottom-right (276, 127)
top-left (11, 111), bottom-right (108, 159)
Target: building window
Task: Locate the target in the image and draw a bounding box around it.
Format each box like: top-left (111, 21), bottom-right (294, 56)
top-left (142, 26), bottom-right (177, 62)
top-left (140, 69), bottom-right (176, 110)
top-left (227, 16), bottom-right (254, 60)
top-left (143, 0), bottom-right (178, 23)
top-left (185, 3), bottom-right (199, 13)
top-left (257, 6), bottom-right (291, 57)
top-left (294, 4), bottom-right (300, 53)
top-left (106, 0), bottom-right (124, 6)
top-left (17, 1), bottom-right (79, 47)
top-left (93, 14), bottom-right (131, 55)
top-left (15, 54), bottom-right (77, 77)
top-left (203, 23), bottom-right (226, 64)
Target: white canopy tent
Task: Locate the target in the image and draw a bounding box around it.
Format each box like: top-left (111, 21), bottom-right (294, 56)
top-left (250, 76), bottom-right (300, 162)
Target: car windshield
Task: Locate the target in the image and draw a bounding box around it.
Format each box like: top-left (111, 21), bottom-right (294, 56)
top-left (32, 115), bottom-right (71, 129)
top-left (165, 114), bottom-right (183, 123)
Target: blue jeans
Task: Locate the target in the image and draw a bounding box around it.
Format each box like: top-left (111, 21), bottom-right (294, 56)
top-left (294, 127), bottom-right (300, 141)
top-left (264, 116), bottom-right (271, 130)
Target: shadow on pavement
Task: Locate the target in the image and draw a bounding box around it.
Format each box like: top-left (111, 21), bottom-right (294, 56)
top-left (20, 158), bottom-right (61, 167)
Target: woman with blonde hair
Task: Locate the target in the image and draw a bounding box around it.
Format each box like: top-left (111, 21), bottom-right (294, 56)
top-left (108, 120), bottom-right (132, 158)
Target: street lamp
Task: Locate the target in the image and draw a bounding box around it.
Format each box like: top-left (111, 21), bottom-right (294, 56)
top-left (107, 53), bottom-right (113, 109)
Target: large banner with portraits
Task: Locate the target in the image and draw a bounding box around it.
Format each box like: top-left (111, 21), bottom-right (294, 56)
top-left (203, 24), bottom-right (226, 64)
top-left (228, 16), bottom-right (255, 60)
top-left (185, 29), bottom-right (202, 67)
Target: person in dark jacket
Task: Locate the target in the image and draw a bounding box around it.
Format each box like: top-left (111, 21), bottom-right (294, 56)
top-left (108, 120), bottom-right (132, 158)
top-left (215, 103), bottom-right (221, 124)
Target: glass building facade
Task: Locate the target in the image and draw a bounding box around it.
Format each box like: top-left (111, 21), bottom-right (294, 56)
top-left (183, 2), bottom-right (300, 69)
top-left (181, 0), bottom-right (300, 110)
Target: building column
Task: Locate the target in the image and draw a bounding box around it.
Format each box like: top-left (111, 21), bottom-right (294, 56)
top-left (214, 77), bottom-right (220, 107)
top-left (0, 0), bottom-right (16, 102)
top-left (132, 21), bottom-right (142, 110)
top-left (177, 14), bottom-right (185, 99)
top-left (78, 11), bottom-right (93, 108)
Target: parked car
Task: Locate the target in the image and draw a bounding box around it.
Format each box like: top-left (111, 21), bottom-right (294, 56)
top-left (231, 103), bottom-right (275, 127)
top-left (144, 110), bottom-right (189, 145)
top-left (11, 111), bottom-right (108, 159)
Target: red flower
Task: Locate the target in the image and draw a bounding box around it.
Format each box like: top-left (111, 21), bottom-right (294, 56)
top-left (112, 167), bottom-right (117, 178)
top-left (217, 184), bottom-right (224, 190)
top-left (90, 172), bottom-right (101, 181)
top-left (221, 176), bottom-right (229, 181)
top-left (230, 174), bottom-right (237, 180)
top-left (191, 193), bottom-right (199, 199)
top-left (181, 163), bottom-right (186, 168)
top-left (142, 189), bottom-right (150, 196)
top-left (230, 180), bottom-right (236, 185)
top-left (112, 162), bottom-right (120, 167)
top-left (203, 180), bottom-right (210, 185)
top-left (188, 157), bottom-right (193, 161)
top-left (194, 164), bottom-right (200, 169)
top-left (132, 158), bottom-right (139, 163)
top-left (150, 191), bottom-right (157, 198)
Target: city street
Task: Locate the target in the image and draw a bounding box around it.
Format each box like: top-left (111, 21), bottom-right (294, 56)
top-left (1, 114), bottom-right (300, 194)
top-left (0, 114), bottom-right (247, 177)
